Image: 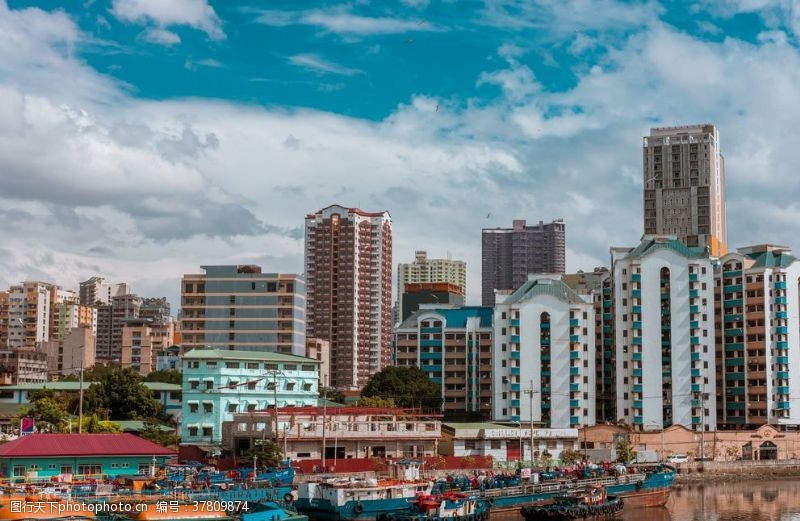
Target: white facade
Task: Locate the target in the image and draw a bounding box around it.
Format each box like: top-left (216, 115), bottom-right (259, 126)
top-left (612, 236), bottom-right (716, 432)
top-left (79, 277), bottom-right (130, 306)
top-left (493, 275), bottom-right (595, 430)
top-left (442, 423), bottom-right (578, 463)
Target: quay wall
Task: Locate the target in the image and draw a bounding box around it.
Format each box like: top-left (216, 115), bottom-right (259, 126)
top-left (674, 460), bottom-right (800, 482)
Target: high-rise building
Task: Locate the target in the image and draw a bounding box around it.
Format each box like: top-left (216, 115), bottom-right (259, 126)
top-left (715, 245), bottom-right (800, 428)
top-left (481, 219), bottom-right (566, 306)
top-left (397, 251), bottom-right (466, 316)
top-left (399, 283), bottom-right (465, 322)
top-left (79, 277), bottom-right (130, 306)
top-left (140, 297), bottom-right (171, 323)
top-left (8, 282), bottom-right (53, 349)
top-left (563, 268), bottom-right (616, 423)
top-left (643, 124), bottom-right (727, 256)
top-left (304, 205), bottom-right (393, 390)
top-left (121, 319), bottom-right (175, 375)
top-left (96, 294), bottom-right (142, 362)
top-left (0, 292), bottom-right (9, 348)
top-left (493, 275), bottom-right (596, 430)
top-left (394, 306), bottom-right (493, 418)
top-left (612, 235), bottom-right (717, 432)
top-left (180, 265), bottom-right (305, 356)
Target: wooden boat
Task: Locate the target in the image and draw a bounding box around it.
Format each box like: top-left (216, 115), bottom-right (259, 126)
top-left (520, 486), bottom-right (623, 520)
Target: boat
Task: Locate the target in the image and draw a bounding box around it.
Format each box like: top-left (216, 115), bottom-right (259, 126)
top-left (476, 464), bottom-right (676, 513)
top-left (241, 501), bottom-right (308, 521)
top-left (0, 495), bottom-right (96, 521)
top-left (520, 486), bottom-right (623, 520)
top-left (294, 461), bottom-right (433, 521)
top-left (384, 493), bottom-right (490, 521)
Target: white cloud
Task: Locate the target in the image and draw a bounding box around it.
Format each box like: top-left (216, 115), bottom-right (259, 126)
top-left (111, 0), bottom-right (224, 41)
top-left (141, 27), bottom-right (180, 45)
top-left (255, 7), bottom-right (440, 36)
top-left (288, 54), bottom-right (363, 76)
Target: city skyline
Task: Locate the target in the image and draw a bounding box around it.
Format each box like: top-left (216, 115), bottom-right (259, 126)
top-left (2, 1), bottom-right (800, 312)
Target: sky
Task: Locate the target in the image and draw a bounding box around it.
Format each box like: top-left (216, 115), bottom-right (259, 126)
top-left (1, 0), bottom-right (800, 310)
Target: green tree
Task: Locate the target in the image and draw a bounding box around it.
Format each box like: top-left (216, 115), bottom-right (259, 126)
top-left (240, 441), bottom-right (282, 467)
top-left (560, 448), bottom-right (582, 466)
top-left (145, 370), bottom-right (182, 385)
top-left (84, 368), bottom-right (165, 421)
top-left (62, 363), bottom-right (119, 382)
top-left (21, 389), bottom-right (70, 432)
top-left (356, 396), bottom-right (396, 408)
top-left (360, 366), bottom-right (441, 410)
top-left (319, 386), bottom-right (346, 405)
top-left (138, 422), bottom-right (176, 448)
top-left (70, 414), bottom-right (122, 433)
top-left (615, 439), bottom-right (637, 464)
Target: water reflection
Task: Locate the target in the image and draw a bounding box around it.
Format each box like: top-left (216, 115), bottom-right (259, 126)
top-left (617, 480), bottom-right (800, 521)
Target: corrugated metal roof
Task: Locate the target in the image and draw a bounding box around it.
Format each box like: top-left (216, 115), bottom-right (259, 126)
top-left (0, 433), bottom-right (174, 458)
top-left (182, 349), bottom-right (317, 363)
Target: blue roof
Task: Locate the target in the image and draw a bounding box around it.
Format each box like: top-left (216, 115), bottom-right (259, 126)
top-left (399, 306), bottom-right (493, 329)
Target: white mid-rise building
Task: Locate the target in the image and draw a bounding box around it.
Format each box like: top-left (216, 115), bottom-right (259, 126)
top-left (8, 282), bottom-right (53, 349)
top-left (612, 236), bottom-right (716, 432)
top-left (493, 275), bottom-right (596, 431)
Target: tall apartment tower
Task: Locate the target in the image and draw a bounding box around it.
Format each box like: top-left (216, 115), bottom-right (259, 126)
top-left (8, 282), bottom-right (54, 349)
top-left (96, 294), bottom-right (142, 362)
top-left (304, 205), bottom-right (393, 390)
top-left (180, 265), bottom-right (306, 356)
top-left (398, 251), bottom-right (466, 301)
top-left (612, 236), bottom-right (717, 432)
top-left (79, 276), bottom-right (130, 306)
top-left (482, 219), bottom-right (566, 306)
top-left (493, 275), bottom-right (596, 431)
top-left (643, 124), bottom-right (727, 256)
top-left (715, 245), bottom-right (800, 428)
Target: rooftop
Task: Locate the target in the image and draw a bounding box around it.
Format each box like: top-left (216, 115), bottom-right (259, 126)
top-left (0, 382), bottom-right (181, 392)
top-left (0, 433), bottom-right (174, 458)
top-left (182, 348), bottom-right (318, 364)
top-left (398, 306), bottom-right (493, 329)
top-left (503, 276), bottom-right (587, 306)
top-left (622, 235), bottom-right (708, 261)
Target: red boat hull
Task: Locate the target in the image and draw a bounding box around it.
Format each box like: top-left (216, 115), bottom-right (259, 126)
top-left (616, 487), bottom-right (671, 508)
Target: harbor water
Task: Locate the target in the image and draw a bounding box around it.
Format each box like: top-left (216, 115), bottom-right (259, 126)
top-left (492, 479), bottom-right (800, 521)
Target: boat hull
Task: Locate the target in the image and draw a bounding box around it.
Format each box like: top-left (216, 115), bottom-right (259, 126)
top-left (294, 498), bottom-right (414, 521)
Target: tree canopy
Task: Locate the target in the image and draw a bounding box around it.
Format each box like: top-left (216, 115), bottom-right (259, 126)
top-left (360, 366), bottom-right (441, 410)
top-left (239, 441), bottom-right (282, 467)
top-left (319, 386), bottom-right (346, 405)
top-left (83, 368), bottom-right (165, 421)
top-left (145, 370), bottom-right (182, 385)
top-left (21, 389), bottom-right (70, 432)
top-left (356, 396), bottom-right (396, 408)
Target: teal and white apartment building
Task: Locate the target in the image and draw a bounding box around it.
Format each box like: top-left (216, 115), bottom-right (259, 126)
top-left (180, 349), bottom-right (319, 448)
top-left (492, 275), bottom-right (596, 433)
top-left (611, 236), bottom-right (717, 432)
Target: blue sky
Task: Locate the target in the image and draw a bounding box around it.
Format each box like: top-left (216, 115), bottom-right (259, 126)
top-left (1, 0), bottom-right (800, 307)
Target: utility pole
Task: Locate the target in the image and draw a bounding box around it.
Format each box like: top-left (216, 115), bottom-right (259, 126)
top-left (523, 380), bottom-right (536, 463)
top-left (700, 382), bottom-right (706, 463)
top-left (321, 378), bottom-right (328, 471)
top-left (271, 371), bottom-right (279, 445)
top-left (78, 364), bottom-right (84, 434)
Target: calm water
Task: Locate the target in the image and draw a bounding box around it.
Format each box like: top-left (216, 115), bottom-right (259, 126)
top-left (492, 479), bottom-right (800, 521)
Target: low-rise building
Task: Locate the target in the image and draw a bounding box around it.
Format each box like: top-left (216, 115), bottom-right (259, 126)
top-left (223, 406), bottom-right (441, 459)
top-left (394, 306), bottom-right (493, 418)
top-left (440, 422), bottom-right (578, 463)
top-left (0, 433), bottom-right (173, 481)
top-left (180, 349), bottom-right (319, 449)
top-left (0, 349), bottom-right (48, 384)
top-left (39, 326), bottom-right (95, 377)
top-left (156, 345), bottom-right (182, 371)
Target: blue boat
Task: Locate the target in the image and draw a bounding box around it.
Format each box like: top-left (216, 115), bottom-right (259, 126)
top-left (295, 461), bottom-right (433, 521)
top-left (385, 493), bottom-right (490, 521)
top-left (241, 501), bottom-right (308, 521)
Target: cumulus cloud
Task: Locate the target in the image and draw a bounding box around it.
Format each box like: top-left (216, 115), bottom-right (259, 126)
top-left (111, 0), bottom-right (224, 42)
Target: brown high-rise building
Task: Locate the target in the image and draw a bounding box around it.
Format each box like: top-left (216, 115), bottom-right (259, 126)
top-left (481, 219), bottom-right (566, 306)
top-left (304, 205), bottom-right (392, 390)
top-left (643, 124), bottom-right (727, 256)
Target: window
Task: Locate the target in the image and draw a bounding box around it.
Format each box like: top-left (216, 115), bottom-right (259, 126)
top-left (301, 364), bottom-right (315, 372)
top-left (303, 383), bottom-right (313, 391)
top-left (206, 362), bottom-right (217, 369)
top-left (60, 465), bottom-right (72, 475)
top-left (203, 403), bottom-right (213, 413)
top-left (12, 466), bottom-right (24, 477)
top-left (286, 382), bottom-right (296, 391)
top-left (189, 403), bottom-right (198, 413)
top-left (247, 404), bottom-right (256, 412)
top-left (188, 426), bottom-right (198, 436)
top-left (205, 381), bottom-right (213, 390)
top-left (464, 440), bottom-right (476, 450)
top-left (187, 361), bottom-right (199, 369)
top-left (247, 362), bottom-right (259, 370)
top-left (78, 464), bottom-right (102, 476)
top-left (202, 427), bottom-right (213, 437)
top-left (226, 362), bottom-right (240, 369)
top-left (247, 381), bottom-right (256, 390)
top-left (267, 382), bottom-right (276, 391)
top-left (228, 403), bottom-right (237, 413)
top-left (284, 364), bottom-right (297, 371)
top-left (266, 363), bottom-right (278, 371)
top-left (170, 392), bottom-right (181, 400)
top-left (227, 381), bottom-right (238, 389)
top-left (138, 464), bottom-right (150, 475)
top-left (190, 381), bottom-right (199, 390)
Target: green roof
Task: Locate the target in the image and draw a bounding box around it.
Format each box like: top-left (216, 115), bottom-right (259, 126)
top-left (747, 250), bottom-right (797, 268)
top-left (623, 236), bottom-right (708, 261)
top-left (505, 277), bottom-right (587, 306)
top-left (182, 348), bottom-right (318, 363)
top-left (0, 382), bottom-right (180, 392)
top-left (114, 421), bottom-right (175, 433)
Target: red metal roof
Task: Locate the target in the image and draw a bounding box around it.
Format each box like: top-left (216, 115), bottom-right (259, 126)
top-left (0, 433), bottom-right (175, 458)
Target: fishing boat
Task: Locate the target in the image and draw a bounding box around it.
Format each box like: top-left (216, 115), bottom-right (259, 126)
top-left (0, 495), bottom-right (96, 521)
top-left (520, 486), bottom-right (623, 520)
top-left (294, 461), bottom-right (433, 521)
top-left (477, 464), bottom-right (675, 513)
top-left (384, 493), bottom-right (490, 521)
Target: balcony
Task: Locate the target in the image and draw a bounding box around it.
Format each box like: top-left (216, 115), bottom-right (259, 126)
top-left (724, 284), bottom-right (742, 294)
top-left (775, 281), bottom-right (787, 290)
top-left (724, 299), bottom-right (743, 308)
top-left (633, 416), bottom-right (643, 425)
top-left (690, 337), bottom-right (700, 345)
top-left (777, 356), bottom-right (789, 365)
top-left (777, 386), bottom-right (790, 395)
top-left (776, 326), bottom-right (789, 334)
top-left (692, 417), bottom-right (702, 425)
top-left (631, 306), bottom-right (641, 314)
top-left (777, 341), bottom-right (789, 349)
top-left (510, 351), bottom-right (520, 360)
top-left (570, 367), bottom-right (579, 376)
top-left (725, 357), bottom-right (744, 366)
top-left (691, 384), bottom-right (701, 392)
top-left (511, 367), bottom-right (520, 376)
top-left (420, 339), bottom-right (441, 347)
top-left (420, 327), bottom-right (441, 334)
top-left (632, 368), bottom-right (643, 377)
top-left (510, 335), bottom-right (520, 343)
top-left (725, 342), bottom-right (744, 351)
top-left (510, 383), bottom-right (520, 391)
top-left (691, 352), bottom-right (700, 361)
top-left (570, 335), bottom-right (580, 343)
top-left (690, 320), bottom-right (699, 329)
top-left (727, 402), bottom-right (746, 410)
top-left (570, 416), bottom-right (580, 426)
top-left (689, 289), bottom-right (699, 298)
top-left (777, 401), bottom-right (791, 410)
top-left (631, 274), bottom-right (641, 282)
top-left (632, 290), bottom-right (641, 298)
top-left (419, 352), bottom-right (441, 360)
top-left (690, 305), bottom-right (700, 313)
top-left (726, 372), bottom-right (745, 381)
top-left (727, 387), bottom-right (745, 395)
top-left (776, 297), bottom-right (788, 305)
top-left (632, 321), bottom-right (642, 330)
top-left (691, 369), bottom-right (701, 377)
top-left (776, 371), bottom-right (789, 380)
top-left (510, 319), bottom-right (520, 327)
top-left (541, 323), bottom-right (551, 330)
top-left (570, 399), bottom-right (580, 408)
top-left (723, 270), bottom-right (742, 278)
top-left (570, 352), bottom-right (580, 359)
top-left (633, 337), bottom-right (643, 345)
top-left (511, 399), bottom-right (520, 408)
top-left (570, 318), bottom-right (579, 327)
top-left (776, 311), bottom-right (788, 320)
top-left (689, 273), bottom-right (698, 282)
top-left (633, 384), bottom-right (643, 393)
top-left (633, 352), bottom-right (642, 361)
top-left (603, 312), bottom-right (613, 320)
top-left (569, 383), bottom-right (580, 392)
top-left (724, 313), bottom-right (743, 322)
top-left (633, 400), bottom-right (642, 409)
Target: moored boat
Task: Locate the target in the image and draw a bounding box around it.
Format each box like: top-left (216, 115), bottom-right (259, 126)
top-left (520, 486), bottom-right (623, 520)
top-left (384, 493), bottom-right (490, 521)
top-left (294, 461), bottom-right (433, 521)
